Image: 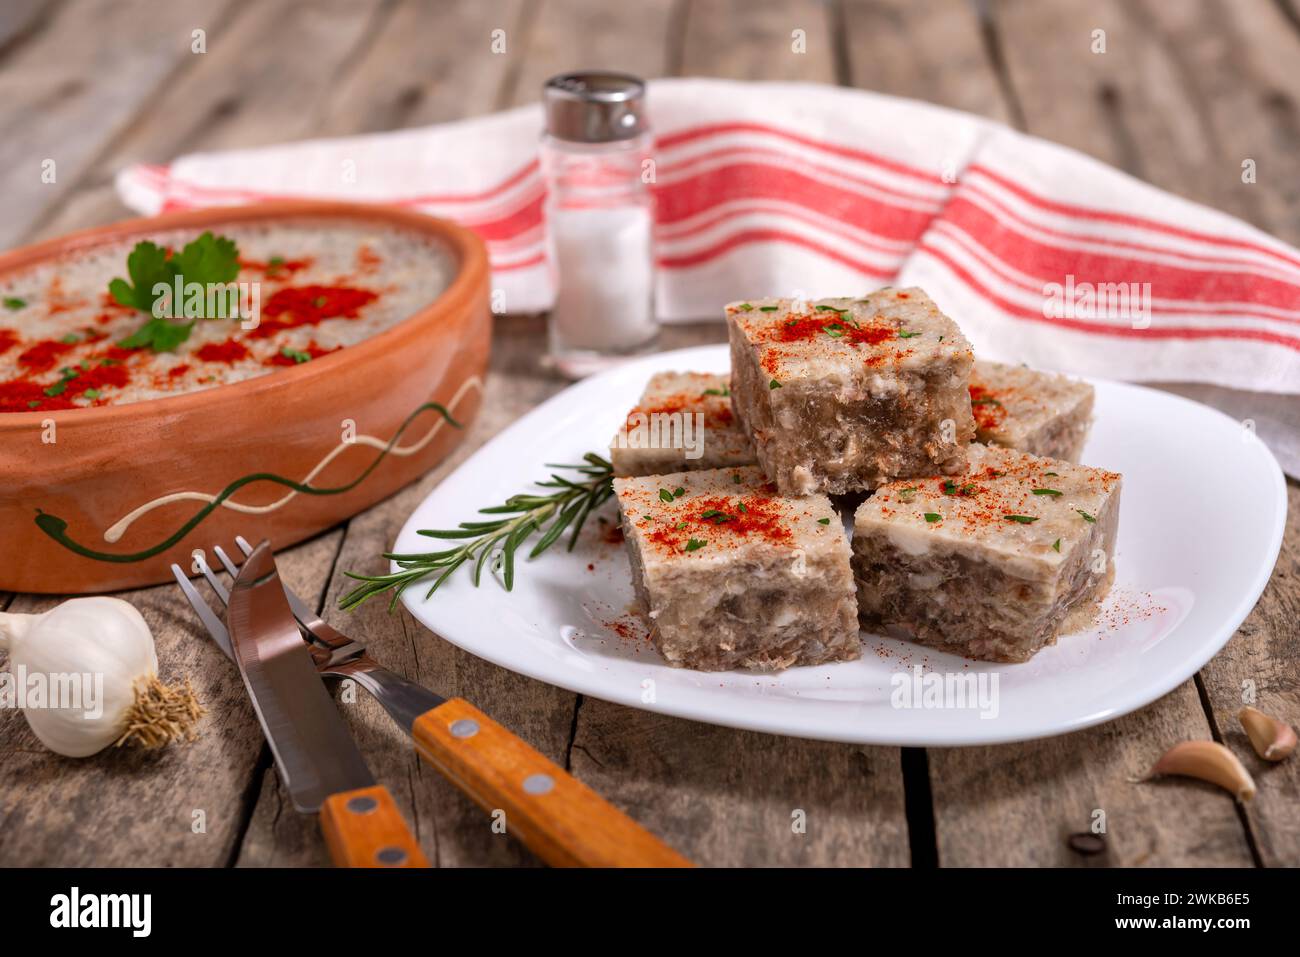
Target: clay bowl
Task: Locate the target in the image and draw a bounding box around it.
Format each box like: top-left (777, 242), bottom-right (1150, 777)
top-left (0, 200), bottom-right (491, 593)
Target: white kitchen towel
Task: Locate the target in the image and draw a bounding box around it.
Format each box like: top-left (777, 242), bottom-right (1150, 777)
top-left (117, 79), bottom-right (1300, 401)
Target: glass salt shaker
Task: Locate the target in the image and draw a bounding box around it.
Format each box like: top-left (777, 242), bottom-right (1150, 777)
top-left (541, 72), bottom-right (658, 378)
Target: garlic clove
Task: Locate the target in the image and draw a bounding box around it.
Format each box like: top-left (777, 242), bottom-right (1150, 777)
top-left (1144, 741), bottom-right (1256, 802)
top-left (1238, 706), bottom-right (1298, 762)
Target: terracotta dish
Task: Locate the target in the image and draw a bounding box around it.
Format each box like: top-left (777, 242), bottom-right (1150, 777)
top-left (0, 201), bottom-right (491, 593)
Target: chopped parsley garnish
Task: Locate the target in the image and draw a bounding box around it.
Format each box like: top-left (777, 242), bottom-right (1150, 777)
top-left (1052, 539), bottom-right (1061, 552)
top-left (700, 509), bottom-right (731, 524)
top-left (3, 296), bottom-right (26, 310)
top-left (769, 378), bottom-right (781, 389)
top-left (1032, 488), bottom-right (1063, 497)
top-left (759, 305), bottom-right (779, 311)
top-left (970, 396), bottom-right (1001, 406)
top-left (117, 317), bottom-right (196, 352)
top-left (703, 386), bottom-right (730, 396)
top-left (737, 502), bottom-right (748, 513)
top-left (898, 487), bottom-right (918, 502)
top-left (732, 473), bottom-right (741, 483)
top-left (817, 517), bottom-right (831, 525)
top-left (684, 538), bottom-right (707, 552)
top-left (280, 346), bottom-right (312, 364)
top-left (1044, 471), bottom-right (1058, 477)
top-left (924, 513), bottom-right (942, 523)
top-left (675, 521), bottom-right (688, 530)
top-left (941, 480), bottom-right (977, 497)
top-left (1004, 514), bottom-right (1039, 524)
top-left (59, 333), bottom-right (81, 344)
top-left (673, 487), bottom-right (685, 498)
top-left (311, 295), bottom-right (327, 309)
top-left (43, 382), bottom-right (67, 397)
top-left (815, 304), bottom-right (846, 313)
top-left (658, 488), bottom-right (674, 503)
top-left (736, 302), bottom-right (753, 311)
top-left (266, 255), bottom-right (285, 276)
top-left (823, 323), bottom-right (844, 338)
top-left (83, 388), bottom-right (101, 400)
top-left (1077, 510), bottom-right (1096, 523)
top-left (898, 329), bottom-right (921, 339)
top-left (26, 399), bottom-right (39, 409)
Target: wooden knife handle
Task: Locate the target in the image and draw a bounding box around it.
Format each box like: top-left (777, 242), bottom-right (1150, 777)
top-left (319, 784), bottom-right (429, 868)
top-left (413, 698), bottom-right (692, 868)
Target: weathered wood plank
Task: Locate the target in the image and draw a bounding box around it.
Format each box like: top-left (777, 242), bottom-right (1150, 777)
top-left (505, 0), bottom-right (678, 106)
top-left (0, 0), bottom-right (240, 248)
top-left (0, 531), bottom-right (342, 866)
top-left (987, 0), bottom-right (1300, 236)
top-left (922, 0), bottom-right (1298, 866)
top-left (569, 700), bottom-right (910, 866)
top-left (929, 686), bottom-right (1255, 866)
top-left (26, 0), bottom-right (393, 243)
top-left (679, 0), bottom-right (838, 82)
top-left (1194, 481), bottom-right (1300, 866)
top-left (0, 0), bottom-right (51, 55)
top-left (317, 0), bottom-right (529, 135)
top-left (840, 0), bottom-right (1012, 122)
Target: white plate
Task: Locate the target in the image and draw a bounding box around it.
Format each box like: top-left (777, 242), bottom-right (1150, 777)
top-left (397, 345), bottom-right (1287, 746)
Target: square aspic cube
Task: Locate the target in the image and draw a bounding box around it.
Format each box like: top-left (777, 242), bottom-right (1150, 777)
top-left (614, 465), bottom-right (859, 671)
top-left (851, 444), bottom-right (1121, 663)
top-left (969, 359), bottom-right (1095, 463)
top-left (609, 371), bottom-right (756, 477)
top-left (727, 288), bottom-right (976, 496)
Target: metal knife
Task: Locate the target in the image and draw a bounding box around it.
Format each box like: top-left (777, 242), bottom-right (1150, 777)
top-left (226, 541), bottom-right (428, 868)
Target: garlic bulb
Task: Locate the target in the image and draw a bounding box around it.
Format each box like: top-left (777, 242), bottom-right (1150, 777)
top-left (0, 597), bottom-right (201, 757)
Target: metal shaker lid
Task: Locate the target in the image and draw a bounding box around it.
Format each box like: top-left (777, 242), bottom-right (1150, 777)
top-left (543, 72), bottom-right (647, 143)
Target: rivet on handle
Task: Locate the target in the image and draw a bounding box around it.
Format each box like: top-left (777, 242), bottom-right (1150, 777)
top-left (376, 846), bottom-right (409, 866)
top-left (450, 718), bottom-right (480, 738)
top-left (522, 773), bottom-right (555, 795)
top-left (346, 796), bottom-right (379, 814)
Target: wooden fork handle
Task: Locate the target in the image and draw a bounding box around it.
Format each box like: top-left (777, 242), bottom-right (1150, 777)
top-left (319, 784), bottom-right (429, 868)
top-left (413, 698), bottom-right (692, 868)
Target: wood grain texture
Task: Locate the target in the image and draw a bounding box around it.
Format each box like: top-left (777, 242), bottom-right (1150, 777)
top-left (987, 0), bottom-right (1300, 867)
top-left (506, 0), bottom-right (679, 105)
top-left (927, 685), bottom-right (1255, 867)
top-left (0, 530), bottom-right (342, 866)
top-left (317, 0), bottom-right (530, 134)
top-left (1194, 482), bottom-right (1300, 866)
top-left (680, 0), bottom-right (838, 81)
top-left (414, 699), bottom-right (692, 867)
top-left (319, 784), bottom-right (430, 868)
top-left (0, 0), bottom-right (238, 247)
top-left (568, 697), bottom-right (911, 867)
top-left (25, 0), bottom-right (394, 245)
top-left (840, 0), bottom-right (1013, 122)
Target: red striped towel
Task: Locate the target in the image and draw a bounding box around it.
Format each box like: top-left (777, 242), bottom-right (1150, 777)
top-left (117, 79), bottom-right (1300, 397)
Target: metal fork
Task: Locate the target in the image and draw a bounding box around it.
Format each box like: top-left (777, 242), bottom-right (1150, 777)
top-left (171, 536), bottom-right (444, 731)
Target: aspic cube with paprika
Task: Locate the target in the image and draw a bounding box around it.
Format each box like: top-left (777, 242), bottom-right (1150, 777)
top-left (726, 289), bottom-right (976, 496)
top-left (851, 444), bottom-right (1122, 663)
top-left (614, 466), bottom-right (859, 671)
top-left (969, 360), bottom-right (1095, 464)
top-left (609, 371), bottom-right (756, 477)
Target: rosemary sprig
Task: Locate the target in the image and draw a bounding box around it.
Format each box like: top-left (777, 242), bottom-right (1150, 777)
top-left (338, 452), bottom-right (615, 611)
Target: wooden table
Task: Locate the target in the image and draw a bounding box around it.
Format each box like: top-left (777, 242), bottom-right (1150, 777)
top-left (1, 0), bottom-right (1297, 867)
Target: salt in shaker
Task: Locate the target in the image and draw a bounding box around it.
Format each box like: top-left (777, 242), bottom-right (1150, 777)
top-left (541, 72), bottom-right (658, 377)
